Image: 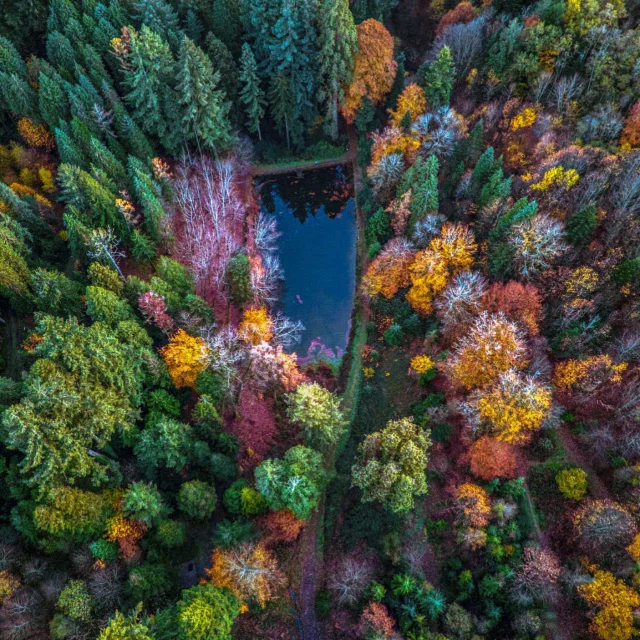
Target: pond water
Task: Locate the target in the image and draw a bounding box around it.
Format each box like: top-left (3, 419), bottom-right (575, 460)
top-left (258, 166), bottom-right (357, 363)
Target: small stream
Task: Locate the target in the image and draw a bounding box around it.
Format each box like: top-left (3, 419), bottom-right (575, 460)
top-left (258, 166), bottom-right (357, 364)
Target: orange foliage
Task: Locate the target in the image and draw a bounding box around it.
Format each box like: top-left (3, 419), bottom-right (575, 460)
top-left (17, 118), bottom-right (54, 151)
top-left (359, 602), bottom-right (397, 639)
top-left (239, 307), bottom-right (274, 345)
top-left (435, 1), bottom-right (477, 36)
top-left (259, 509), bottom-right (305, 545)
top-left (361, 238), bottom-right (414, 298)
top-left (105, 516), bottom-right (146, 542)
top-left (481, 281), bottom-right (543, 335)
top-left (389, 84), bottom-right (427, 128)
top-left (160, 329), bottom-right (209, 389)
top-left (621, 101), bottom-right (640, 147)
top-left (341, 19), bottom-right (397, 123)
top-left (469, 436), bottom-right (518, 480)
top-left (207, 543), bottom-right (286, 609)
top-left (445, 312), bottom-right (528, 390)
top-left (370, 128), bottom-right (421, 166)
top-left (9, 182), bottom-right (53, 208)
top-left (407, 223), bottom-right (476, 315)
top-left (456, 482), bottom-right (491, 531)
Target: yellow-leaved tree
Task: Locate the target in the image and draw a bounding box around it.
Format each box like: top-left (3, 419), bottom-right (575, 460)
top-left (160, 329), bottom-right (209, 389)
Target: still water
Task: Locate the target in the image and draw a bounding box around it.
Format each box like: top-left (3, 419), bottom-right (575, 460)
top-left (258, 166), bottom-right (357, 363)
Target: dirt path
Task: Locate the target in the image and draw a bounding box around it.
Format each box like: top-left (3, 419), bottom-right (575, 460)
top-left (295, 126), bottom-right (367, 640)
top-left (251, 153), bottom-right (351, 177)
top-left (556, 425), bottom-right (611, 500)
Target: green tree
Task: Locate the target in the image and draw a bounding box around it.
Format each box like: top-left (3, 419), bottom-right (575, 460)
top-left (238, 43), bottom-right (266, 139)
top-left (176, 583), bottom-right (239, 640)
top-left (133, 0), bottom-right (182, 51)
top-left (85, 286), bottom-right (134, 325)
top-left (204, 35), bottom-right (239, 108)
top-left (0, 213), bottom-right (31, 300)
top-left (178, 480), bottom-right (217, 519)
top-left (176, 37), bottom-right (235, 151)
top-left (255, 445), bottom-right (325, 520)
top-left (421, 45), bottom-right (455, 108)
top-left (57, 580), bottom-right (93, 622)
top-left (287, 382), bottom-right (345, 450)
top-left (38, 69), bottom-right (70, 130)
top-left (351, 417), bottom-right (432, 513)
top-left (134, 416), bottom-right (195, 476)
top-left (317, 0), bottom-right (357, 139)
top-left (98, 605), bottom-right (154, 640)
top-left (3, 315), bottom-right (147, 487)
top-left (226, 253), bottom-right (253, 304)
top-left (123, 482), bottom-right (170, 526)
top-left (566, 203), bottom-right (597, 246)
top-left (268, 72), bottom-right (295, 149)
top-left (210, 0), bottom-right (242, 54)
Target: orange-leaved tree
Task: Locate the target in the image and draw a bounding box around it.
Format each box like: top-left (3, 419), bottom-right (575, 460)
top-left (621, 100), bottom-right (640, 147)
top-left (207, 542), bottom-right (286, 609)
top-left (444, 312), bottom-right (528, 390)
top-left (340, 19), bottom-right (397, 123)
top-left (361, 238), bottom-right (415, 298)
top-left (469, 436), bottom-right (519, 480)
top-left (406, 223), bottom-right (477, 315)
top-left (160, 329), bottom-right (209, 389)
top-left (389, 83), bottom-right (427, 128)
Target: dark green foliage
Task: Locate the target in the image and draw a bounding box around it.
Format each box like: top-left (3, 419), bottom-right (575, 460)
top-left (156, 519), bottom-right (186, 547)
top-left (383, 323), bottom-right (403, 345)
top-left (31, 269), bottom-right (83, 317)
top-left (238, 43), bottom-right (265, 138)
top-left (127, 563), bottom-right (171, 601)
top-left (225, 253), bottom-right (252, 304)
top-left (566, 203), bottom-right (597, 246)
top-left (213, 519), bottom-right (254, 548)
top-left (177, 480), bottom-right (217, 519)
top-left (614, 257), bottom-right (640, 286)
top-left (123, 481), bottom-right (170, 526)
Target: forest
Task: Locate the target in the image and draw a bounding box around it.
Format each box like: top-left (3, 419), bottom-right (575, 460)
top-left (0, 0), bottom-right (639, 638)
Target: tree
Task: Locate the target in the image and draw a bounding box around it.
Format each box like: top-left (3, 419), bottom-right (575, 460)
top-left (435, 1), bottom-right (476, 36)
top-left (134, 416), bottom-right (195, 475)
top-left (259, 509), bottom-right (304, 545)
top-left (176, 37), bottom-right (235, 151)
top-left (574, 500), bottom-right (636, 555)
top-left (178, 481), bottom-right (217, 519)
top-left (511, 547), bottom-right (561, 606)
top-left (389, 84), bottom-right (427, 128)
top-left (210, 0), bottom-right (242, 54)
top-left (161, 329), bottom-right (209, 389)
top-left (286, 382), bottom-right (345, 450)
top-left (317, 0), bottom-right (357, 139)
top-left (57, 580), bottom-right (93, 622)
top-left (207, 543), bottom-right (286, 608)
top-left (238, 44), bottom-right (265, 139)
top-left (445, 312), bottom-right (527, 390)
top-left (238, 308), bottom-right (273, 345)
top-left (361, 238), bottom-right (414, 298)
top-left (359, 602), bottom-right (397, 639)
top-left (268, 72), bottom-right (295, 150)
top-left (469, 436), bottom-right (518, 480)
top-left (3, 315), bottom-right (146, 487)
top-left (255, 446), bottom-right (325, 520)
top-left (621, 100), bottom-right (640, 147)
top-left (123, 482), bottom-right (170, 526)
top-left (556, 468), bottom-right (588, 500)
top-left (98, 605), bottom-right (154, 640)
top-left (341, 19), bottom-right (397, 123)
top-left (226, 253), bottom-right (252, 304)
top-left (0, 213), bottom-right (31, 300)
top-left (351, 417), bottom-right (432, 513)
top-left (480, 281), bottom-right (542, 336)
top-left (421, 45), bottom-right (455, 108)
top-left (176, 583), bottom-right (239, 640)
top-left (566, 203), bottom-right (597, 246)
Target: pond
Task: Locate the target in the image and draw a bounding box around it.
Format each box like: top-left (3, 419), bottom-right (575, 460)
top-left (258, 166), bottom-right (357, 364)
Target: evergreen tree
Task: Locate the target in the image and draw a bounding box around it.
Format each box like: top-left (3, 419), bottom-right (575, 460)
top-left (0, 72), bottom-right (38, 118)
top-left (38, 69), bottom-right (70, 130)
top-left (268, 72), bottom-right (295, 149)
top-left (422, 45), bottom-right (455, 108)
top-left (175, 37), bottom-right (235, 151)
top-left (0, 34), bottom-right (26, 77)
top-left (204, 34), bottom-right (239, 107)
top-left (55, 127), bottom-right (87, 167)
top-left (46, 30), bottom-right (78, 80)
top-left (566, 204), bottom-right (597, 246)
top-left (210, 0), bottom-right (242, 54)
top-left (89, 137), bottom-right (127, 187)
top-left (128, 157), bottom-right (166, 241)
top-left (238, 43), bottom-right (266, 139)
top-left (134, 0), bottom-right (182, 51)
top-left (317, 0), bottom-right (357, 139)
top-left (386, 52), bottom-right (406, 112)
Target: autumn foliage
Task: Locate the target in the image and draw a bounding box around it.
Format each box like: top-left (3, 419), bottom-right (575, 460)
top-left (239, 307), bottom-right (274, 344)
top-left (389, 84), bottom-right (427, 128)
top-left (160, 329), bottom-right (209, 389)
top-left (435, 1), bottom-right (476, 36)
top-left (469, 436), bottom-right (518, 480)
top-left (621, 101), bottom-right (640, 147)
top-left (341, 19), bottom-right (397, 123)
top-left (362, 238), bottom-right (414, 298)
top-left (480, 281), bottom-right (543, 336)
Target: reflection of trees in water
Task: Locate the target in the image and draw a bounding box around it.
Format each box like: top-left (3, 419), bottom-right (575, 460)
top-left (258, 166), bottom-right (354, 223)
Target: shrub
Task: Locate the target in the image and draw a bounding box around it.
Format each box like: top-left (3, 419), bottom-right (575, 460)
top-left (556, 468), bottom-right (588, 500)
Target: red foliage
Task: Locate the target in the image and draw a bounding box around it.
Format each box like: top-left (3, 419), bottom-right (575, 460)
top-left (231, 386), bottom-right (277, 470)
top-left (137, 291), bottom-right (176, 334)
top-left (259, 509), bottom-right (305, 545)
top-left (358, 602), bottom-right (397, 639)
top-left (435, 1), bottom-right (476, 36)
top-left (480, 281), bottom-right (543, 335)
top-left (469, 436), bottom-right (519, 480)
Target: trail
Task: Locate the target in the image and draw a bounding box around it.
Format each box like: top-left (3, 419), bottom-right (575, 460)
top-left (295, 126), bottom-right (368, 639)
top-left (251, 153), bottom-right (351, 177)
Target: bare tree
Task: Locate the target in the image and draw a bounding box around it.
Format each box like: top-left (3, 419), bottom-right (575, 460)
top-left (550, 75), bottom-right (584, 113)
top-left (328, 556), bottom-right (374, 606)
top-left (432, 16), bottom-right (487, 78)
top-left (86, 228), bottom-right (125, 277)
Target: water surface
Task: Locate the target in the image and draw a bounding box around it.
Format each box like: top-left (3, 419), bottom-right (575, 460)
top-left (259, 166), bottom-right (357, 363)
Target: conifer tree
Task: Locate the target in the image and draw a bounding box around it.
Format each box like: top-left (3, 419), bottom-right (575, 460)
top-left (210, 0), bottom-right (243, 54)
top-left (134, 0), bottom-right (182, 51)
top-left (38, 69), bottom-right (70, 130)
top-left (268, 73), bottom-right (295, 149)
top-left (422, 45), bottom-right (455, 108)
top-left (175, 37), bottom-right (235, 151)
top-left (204, 35), bottom-right (239, 107)
top-left (238, 43), bottom-right (266, 139)
top-left (46, 30), bottom-right (78, 80)
top-left (566, 204), bottom-right (597, 246)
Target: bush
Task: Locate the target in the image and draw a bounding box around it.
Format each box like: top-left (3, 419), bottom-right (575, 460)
top-left (225, 253), bottom-right (252, 305)
top-left (300, 140), bottom-right (344, 161)
top-left (178, 481), bottom-right (217, 520)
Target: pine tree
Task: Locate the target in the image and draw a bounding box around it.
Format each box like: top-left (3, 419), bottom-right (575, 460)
top-left (38, 70), bottom-right (70, 130)
top-left (566, 204), bottom-right (597, 246)
top-left (317, 0), bottom-right (357, 139)
top-left (238, 43), bottom-right (266, 139)
top-left (55, 127), bottom-right (87, 167)
top-left (175, 37), bottom-right (236, 151)
top-left (386, 52), bottom-right (406, 112)
top-left (204, 35), bottom-right (239, 107)
top-left (121, 25), bottom-right (181, 153)
top-left (268, 72), bottom-right (295, 149)
top-left (0, 73), bottom-right (38, 118)
top-left (0, 35), bottom-right (27, 77)
top-left (134, 0), bottom-right (182, 51)
top-left (128, 157), bottom-right (166, 241)
top-left (422, 45), bottom-right (455, 108)
top-left (89, 137), bottom-right (127, 187)
top-left (46, 31), bottom-right (79, 80)
top-left (210, 0), bottom-right (243, 54)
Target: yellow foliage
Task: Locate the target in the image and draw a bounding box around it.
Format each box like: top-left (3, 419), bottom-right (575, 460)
top-left (0, 571), bottom-right (19, 603)
top-left (370, 129), bottom-right (422, 166)
top-left (411, 355), bottom-right (435, 374)
top-left (9, 182), bottom-right (53, 208)
top-left (553, 355), bottom-right (627, 392)
top-left (160, 329), bottom-right (209, 389)
top-left (457, 483), bottom-right (491, 527)
top-left (38, 167), bottom-right (56, 193)
top-left (16, 118), bottom-right (54, 150)
top-left (530, 166), bottom-right (579, 192)
top-left (578, 570), bottom-right (640, 640)
top-left (389, 84), bottom-right (427, 128)
top-left (239, 307), bottom-right (274, 345)
top-left (510, 107), bottom-right (537, 131)
top-left (406, 223), bottom-right (476, 315)
top-left (105, 516), bottom-right (146, 543)
top-left (556, 467), bottom-right (588, 500)
top-left (627, 534), bottom-right (640, 562)
top-left (475, 370), bottom-right (552, 444)
top-left (362, 239), bottom-right (414, 298)
top-left (363, 367), bottom-right (375, 378)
